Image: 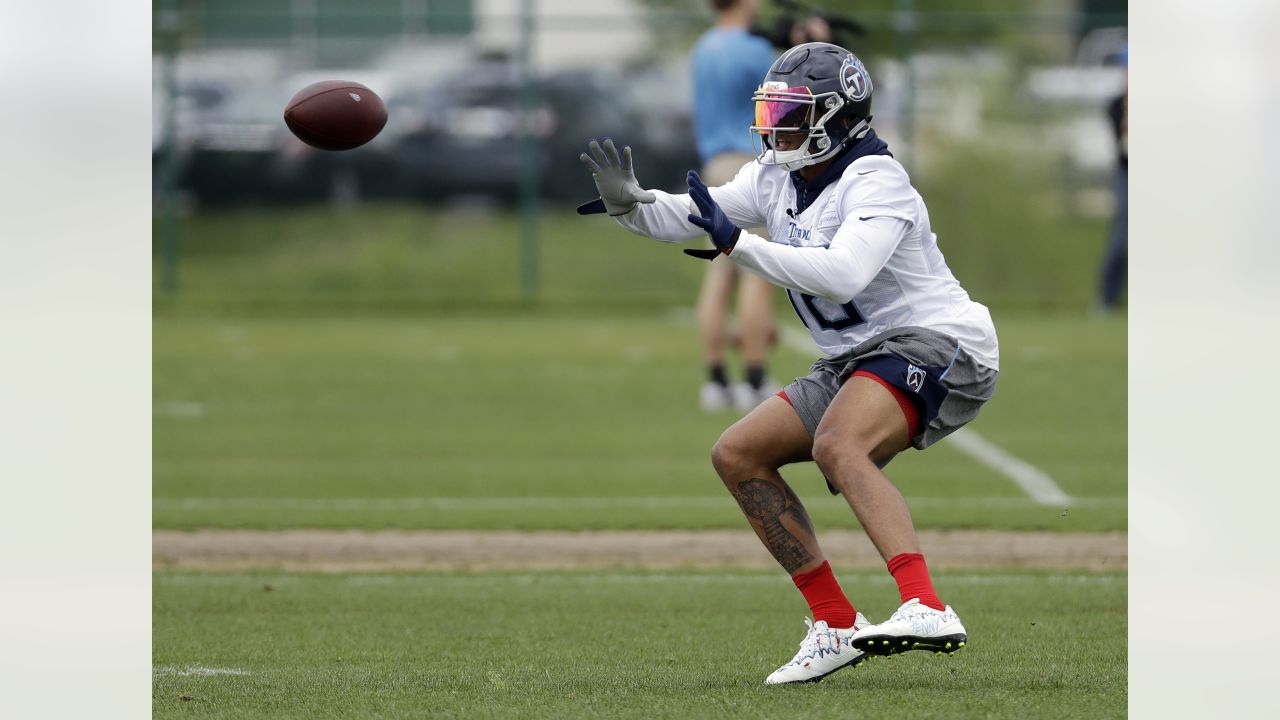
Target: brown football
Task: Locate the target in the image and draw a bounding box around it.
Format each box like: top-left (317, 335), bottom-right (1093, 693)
top-left (283, 80), bottom-right (387, 151)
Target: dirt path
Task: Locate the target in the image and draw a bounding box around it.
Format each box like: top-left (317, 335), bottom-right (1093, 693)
top-left (153, 529), bottom-right (1126, 571)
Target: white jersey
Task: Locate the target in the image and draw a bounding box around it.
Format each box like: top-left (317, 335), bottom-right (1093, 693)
top-left (614, 154), bottom-right (999, 370)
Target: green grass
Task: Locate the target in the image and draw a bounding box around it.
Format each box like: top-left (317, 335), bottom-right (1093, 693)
top-left (154, 311), bottom-right (1125, 532)
top-left (153, 200), bottom-right (1125, 531)
top-left (153, 568), bottom-right (1126, 719)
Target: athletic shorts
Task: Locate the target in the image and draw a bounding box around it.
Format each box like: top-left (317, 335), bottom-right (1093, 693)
top-left (780, 326), bottom-right (998, 451)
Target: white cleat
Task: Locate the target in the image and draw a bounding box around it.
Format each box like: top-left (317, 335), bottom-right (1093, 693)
top-left (850, 598), bottom-right (968, 656)
top-left (700, 382), bottom-right (734, 412)
top-left (764, 614), bottom-right (869, 685)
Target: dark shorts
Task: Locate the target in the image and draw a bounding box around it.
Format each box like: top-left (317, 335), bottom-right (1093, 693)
top-left (780, 326), bottom-right (998, 451)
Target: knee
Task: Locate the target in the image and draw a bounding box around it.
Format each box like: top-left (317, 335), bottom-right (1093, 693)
top-left (810, 432), bottom-right (840, 476)
top-left (710, 430), bottom-right (757, 481)
top-left (811, 431), bottom-right (873, 484)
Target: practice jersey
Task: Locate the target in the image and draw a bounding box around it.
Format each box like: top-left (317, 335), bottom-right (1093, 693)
top-left (613, 153), bottom-right (1000, 370)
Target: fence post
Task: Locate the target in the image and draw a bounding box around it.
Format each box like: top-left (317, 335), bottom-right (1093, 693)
top-left (517, 0), bottom-right (541, 302)
top-left (158, 1), bottom-right (181, 295)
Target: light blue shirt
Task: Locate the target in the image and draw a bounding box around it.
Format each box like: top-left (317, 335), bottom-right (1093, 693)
top-left (691, 27), bottom-right (777, 165)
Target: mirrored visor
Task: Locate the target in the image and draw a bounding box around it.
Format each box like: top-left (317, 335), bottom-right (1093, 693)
top-left (753, 86), bottom-right (814, 132)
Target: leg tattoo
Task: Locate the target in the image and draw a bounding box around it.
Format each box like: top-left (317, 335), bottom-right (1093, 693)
top-left (731, 479), bottom-right (816, 573)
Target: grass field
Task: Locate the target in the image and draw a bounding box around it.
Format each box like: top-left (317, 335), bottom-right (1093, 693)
top-left (154, 204), bottom-right (1124, 532)
top-left (153, 311), bottom-right (1125, 532)
top-left (153, 202), bottom-right (1127, 717)
top-left (153, 568), bottom-right (1126, 719)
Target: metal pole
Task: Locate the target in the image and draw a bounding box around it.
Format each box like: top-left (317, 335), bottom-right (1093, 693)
top-left (158, 2), bottom-right (181, 295)
top-left (517, 0), bottom-right (540, 301)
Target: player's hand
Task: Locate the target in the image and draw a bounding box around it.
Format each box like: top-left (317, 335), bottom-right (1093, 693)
top-left (683, 170), bottom-right (742, 260)
top-left (577, 138), bottom-right (656, 216)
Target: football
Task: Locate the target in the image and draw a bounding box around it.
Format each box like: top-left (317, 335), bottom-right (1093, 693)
top-left (283, 80), bottom-right (388, 151)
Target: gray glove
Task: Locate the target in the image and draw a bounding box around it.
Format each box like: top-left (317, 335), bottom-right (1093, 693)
top-left (578, 138), bottom-right (656, 216)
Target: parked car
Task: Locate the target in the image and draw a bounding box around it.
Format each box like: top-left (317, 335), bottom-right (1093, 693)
top-left (540, 68), bottom-right (645, 204)
top-left (159, 50), bottom-right (703, 207)
top-left (179, 82), bottom-right (299, 205)
top-left (611, 64), bottom-right (699, 195)
top-left (381, 56), bottom-right (554, 202)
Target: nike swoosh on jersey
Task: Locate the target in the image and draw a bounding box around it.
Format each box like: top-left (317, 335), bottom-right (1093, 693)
top-left (857, 170), bottom-right (877, 175)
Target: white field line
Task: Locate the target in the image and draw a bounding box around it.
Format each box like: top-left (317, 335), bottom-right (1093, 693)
top-left (154, 572), bottom-right (1120, 587)
top-left (778, 324), bottom-right (1074, 506)
top-left (153, 665), bottom-right (250, 677)
top-left (944, 428), bottom-right (1074, 506)
top-left (343, 572), bottom-right (1121, 586)
top-left (153, 401), bottom-right (207, 418)
top-left (151, 495), bottom-right (1124, 511)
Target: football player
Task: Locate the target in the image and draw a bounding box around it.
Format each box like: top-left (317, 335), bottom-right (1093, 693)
top-left (579, 42), bottom-right (999, 684)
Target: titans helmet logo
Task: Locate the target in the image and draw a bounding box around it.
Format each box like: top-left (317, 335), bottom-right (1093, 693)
top-left (840, 56), bottom-right (872, 102)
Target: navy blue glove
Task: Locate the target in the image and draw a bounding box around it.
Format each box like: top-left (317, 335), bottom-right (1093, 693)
top-left (682, 170), bottom-right (742, 260)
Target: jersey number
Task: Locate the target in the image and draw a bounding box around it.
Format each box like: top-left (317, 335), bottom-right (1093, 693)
top-left (788, 290), bottom-right (867, 331)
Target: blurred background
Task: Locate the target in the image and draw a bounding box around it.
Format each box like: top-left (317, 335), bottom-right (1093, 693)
top-left (153, 0), bottom-right (1127, 311)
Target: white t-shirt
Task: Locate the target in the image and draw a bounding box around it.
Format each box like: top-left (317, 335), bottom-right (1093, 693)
top-left (614, 154), bottom-right (1000, 370)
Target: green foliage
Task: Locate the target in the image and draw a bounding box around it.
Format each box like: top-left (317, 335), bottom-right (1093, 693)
top-left (153, 202), bottom-right (1107, 314)
top-left (153, 568), bottom-right (1127, 719)
top-left (154, 205), bottom-right (709, 313)
top-left (917, 143), bottom-right (1108, 312)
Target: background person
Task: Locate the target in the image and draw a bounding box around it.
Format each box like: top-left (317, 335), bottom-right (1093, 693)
top-left (1098, 45), bottom-right (1127, 311)
top-left (691, 0), bottom-right (780, 411)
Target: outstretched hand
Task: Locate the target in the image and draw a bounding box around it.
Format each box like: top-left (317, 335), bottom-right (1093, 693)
top-left (683, 171), bottom-right (742, 260)
top-left (578, 138), bottom-right (656, 216)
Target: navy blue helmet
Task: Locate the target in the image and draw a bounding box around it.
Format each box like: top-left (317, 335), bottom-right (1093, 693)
top-left (750, 42), bottom-right (874, 170)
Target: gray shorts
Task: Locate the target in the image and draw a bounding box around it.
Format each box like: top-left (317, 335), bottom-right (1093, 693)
top-left (781, 326), bottom-right (998, 451)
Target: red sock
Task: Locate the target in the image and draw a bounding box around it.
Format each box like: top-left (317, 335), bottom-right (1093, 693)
top-left (791, 561), bottom-right (858, 629)
top-left (887, 553), bottom-right (944, 611)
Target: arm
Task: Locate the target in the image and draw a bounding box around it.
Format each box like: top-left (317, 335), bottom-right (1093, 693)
top-left (616, 163), bottom-right (764, 244)
top-left (611, 189), bottom-right (703, 243)
top-left (729, 216), bottom-right (909, 302)
top-left (686, 157), bottom-right (916, 298)
top-left (577, 138), bottom-right (764, 244)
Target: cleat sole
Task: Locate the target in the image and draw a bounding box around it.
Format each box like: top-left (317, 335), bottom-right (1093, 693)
top-left (852, 633), bottom-right (969, 657)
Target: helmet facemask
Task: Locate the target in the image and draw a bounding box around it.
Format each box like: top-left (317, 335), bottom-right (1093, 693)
top-left (750, 81), bottom-right (870, 172)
